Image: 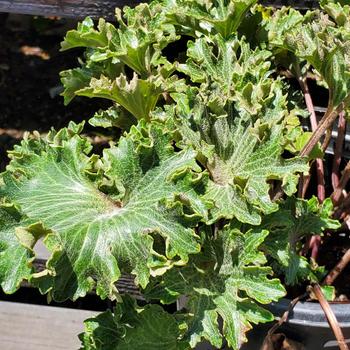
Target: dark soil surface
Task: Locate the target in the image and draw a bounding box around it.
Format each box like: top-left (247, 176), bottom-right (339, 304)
top-left (0, 13), bottom-right (109, 170)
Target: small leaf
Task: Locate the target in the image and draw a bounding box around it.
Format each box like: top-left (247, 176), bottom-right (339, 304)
top-left (80, 296), bottom-right (185, 350)
top-left (76, 74), bottom-right (164, 120)
top-left (262, 197), bottom-right (340, 284)
top-left (165, 0), bottom-right (257, 38)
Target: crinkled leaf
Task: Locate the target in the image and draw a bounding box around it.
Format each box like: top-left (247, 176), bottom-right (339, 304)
top-left (164, 0), bottom-right (257, 38)
top-left (89, 106), bottom-right (136, 129)
top-left (284, 10), bottom-right (350, 108)
top-left (178, 35), bottom-right (273, 114)
top-left (80, 296), bottom-right (185, 350)
top-left (259, 7), bottom-right (303, 48)
top-left (321, 1), bottom-right (350, 30)
top-left (76, 74), bottom-right (164, 121)
top-left (112, 3), bottom-right (178, 76)
top-left (61, 4), bottom-right (177, 77)
top-left (146, 226), bottom-right (285, 349)
top-left (61, 17), bottom-right (112, 51)
top-left (261, 197), bottom-right (340, 285)
top-left (1, 121), bottom-right (207, 301)
top-left (172, 37), bottom-right (308, 224)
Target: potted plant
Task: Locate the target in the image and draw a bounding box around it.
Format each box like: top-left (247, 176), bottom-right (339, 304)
top-left (1, 0), bottom-right (350, 349)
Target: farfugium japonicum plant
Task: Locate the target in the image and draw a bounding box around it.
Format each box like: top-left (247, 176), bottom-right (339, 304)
top-left (2, 0), bottom-right (350, 349)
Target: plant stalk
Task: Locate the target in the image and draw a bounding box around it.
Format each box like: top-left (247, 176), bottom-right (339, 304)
top-left (312, 283), bottom-right (349, 350)
top-left (332, 112), bottom-right (347, 190)
top-left (323, 248), bottom-right (350, 286)
top-left (322, 127), bottom-right (333, 152)
top-left (261, 293), bottom-right (308, 350)
top-left (301, 93), bottom-right (350, 157)
top-left (298, 76), bottom-right (324, 259)
top-left (298, 76), bottom-right (325, 202)
top-left (332, 161), bottom-right (350, 206)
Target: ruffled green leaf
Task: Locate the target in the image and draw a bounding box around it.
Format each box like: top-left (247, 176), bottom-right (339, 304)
top-left (164, 0), bottom-right (257, 38)
top-left (177, 35), bottom-right (272, 113)
top-left (61, 3), bottom-right (177, 77)
top-left (173, 36), bottom-right (308, 224)
top-left (80, 296), bottom-right (185, 350)
top-left (1, 122), bottom-right (207, 301)
top-left (262, 197), bottom-right (340, 285)
top-left (284, 9), bottom-right (350, 108)
top-left (146, 226), bottom-right (285, 349)
top-left (75, 74), bottom-right (165, 120)
top-left (61, 17), bottom-right (113, 51)
top-left (89, 106), bottom-right (136, 129)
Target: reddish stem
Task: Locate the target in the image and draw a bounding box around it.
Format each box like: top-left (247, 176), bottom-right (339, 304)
top-left (310, 235), bottom-right (321, 260)
top-left (299, 173), bottom-right (311, 198)
top-left (332, 161), bottom-right (350, 206)
top-left (332, 111), bottom-right (347, 190)
top-left (312, 284), bottom-right (349, 350)
top-left (323, 248), bottom-right (350, 286)
top-left (298, 77), bottom-right (324, 259)
top-left (322, 127), bottom-right (333, 153)
top-left (299, 77), bottom-right (325, 202)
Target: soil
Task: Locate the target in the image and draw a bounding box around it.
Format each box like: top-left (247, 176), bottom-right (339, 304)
top-left (0, 13), bottom-right (109, 170)
top-left (318, 232), bottom-right (350, 301)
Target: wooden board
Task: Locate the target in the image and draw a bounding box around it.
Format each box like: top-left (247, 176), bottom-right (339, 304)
top-left (0, 301), bottom-right (97, 350)
top-left (0, 0), bottom-right (140, 19)
top-left (0, 0), bottom-right (319, 19)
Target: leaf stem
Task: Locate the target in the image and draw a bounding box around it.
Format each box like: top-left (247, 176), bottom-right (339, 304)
top-left (332, 160), bottom-right (350, 206)
top-left (332, 112), bottom-right (347, 190)
top-left (298, 75), bottom-right (325, 201)
top-left (322, 248), bottom-right (350, 286)
top-left (322, 127), bottom-right (333, 153)
top-left (312, 283), bottom-right (349, 350)
top-left (301, 93), bottom-right (350, 157)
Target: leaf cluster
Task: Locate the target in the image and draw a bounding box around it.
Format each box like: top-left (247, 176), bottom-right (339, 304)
top-left (1, 0), bottom-right (349, 349)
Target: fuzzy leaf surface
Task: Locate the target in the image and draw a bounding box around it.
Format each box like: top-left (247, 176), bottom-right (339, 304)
top-left (1, 122), bottom-right (206, 301)
top-left (80, 296), bottom-right (185, 350)
top-left (164, 0), bottom-right (257, 38)
top-left (262, 197), bottom-right (340, 284)
top-left (173, 36), bottom-right (308, 224)
top-left (283, 9), bottom-right (350, 108)
top-left (146, 226), bottom-right (285, 349)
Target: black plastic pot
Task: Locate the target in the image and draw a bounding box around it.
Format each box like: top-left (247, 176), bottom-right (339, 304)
top-left (261, 0), bottom-right (319, 9)
top-left (239, 298), bottom-right (350, 350)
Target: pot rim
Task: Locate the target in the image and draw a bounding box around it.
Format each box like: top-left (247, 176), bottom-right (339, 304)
top-left (268, 298), bottom-right (350, 328)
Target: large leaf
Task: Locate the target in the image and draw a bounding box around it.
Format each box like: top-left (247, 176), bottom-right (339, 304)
top-left (261, 197), bottom-right (340, 285)
top-left (146, 226), bottom-right (285, 349)
top-left (173, 36), bottom-right (308, 224)
top-left (177, 35), bottom-right (273, 113)
top-left (1, 121), bottom-right (208, 301)
top-left (61, 17), bottom-right (112, 51)
top-left (80, 296), bottom-right (185, 350)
